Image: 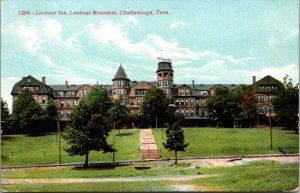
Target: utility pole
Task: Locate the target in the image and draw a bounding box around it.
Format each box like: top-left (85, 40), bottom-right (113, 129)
top-left (57, 117), bottom-right (61, 165)
top-left (269, 108), bottom-right (272, 151)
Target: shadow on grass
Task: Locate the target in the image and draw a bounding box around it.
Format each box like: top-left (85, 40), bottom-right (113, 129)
top-left (73, 163), bottom-right (131, 170)
top-left (116, 132), bottom-right (133, 137)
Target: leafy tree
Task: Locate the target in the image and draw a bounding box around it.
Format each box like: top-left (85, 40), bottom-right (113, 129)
top-left (43, 99), bottom-right (58, 133)
top-left (241, 86), bottom-right (258, 127)
top-left (272, 75), bottom-right (299, 133)
top-left (108, 98), bottom-right (127, 131)
top-left (207, 85), bottom-right (257, 127)
top-left (1, 99), bottom-right (10, 133)
top-left (11, 91), bottom-right (45, 134)
top-left (63, 88), bottom-right (114, 167)
top-left (141, 87), bottom-right (170, 128)
top-left (163, 122), bottom-right (189, 164)
top-left (45, 99), bottom-right (58, 118)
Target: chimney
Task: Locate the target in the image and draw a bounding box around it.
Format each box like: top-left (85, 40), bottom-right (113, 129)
top-left (65, 81), bottom-right (68, 88)
top-left (97, 81), bottom-right (99, 85)
top-left (252, 76), bottom-right (256, 84)
top-left (42, 77), bottom-right (46, 84)
top-left (192, 80), bottom-right (195, 88)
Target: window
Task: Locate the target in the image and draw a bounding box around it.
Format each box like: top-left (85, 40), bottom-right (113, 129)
top-left (118, 89), bottom-right (124, 95)
top-left (67, 111), bottom-right (70, 117)
top-left (185, 109), bottom-right (189, 115)
top-left (60, 111), bottom-right (64, 117)
top-left (113, 89), bottom-right (116, 95)
top-left (131, 109), bottom-right (135, 114)
top-left (175, 99), bottom-right (179, 105)
top-left (67, 91), bottom-right (75, 96)
top-left (181, 109), bottom-right (184, 114)
top-left (180, 89), bottom-right (184, 96)
top-left (266, 95), bottom-right (272, 102)
top-left (57, 91), bottom-right (64, 97)
top-left (190, 99), bottom-right (194, 105)
top-left (73, 101), bottom-right (77, 106)
top-left (201, 99), bottom-right (206, 106)
top-left (195, 100), bottom-right (199, 105)
top-left (42, 96), bottom-right (46, 104)
top-left (137, 99), bottom-right (141, 105)
top-left (258, 106), bottom-right (264, 113)
top-left (257, 95), bottom-right (264, 102)
top-left (175, 109), bottom-right (179, 114)
top-left (130, 99), bottom-right (134, 105)
top-left (163, 80), bottom-right (169, 86)
top-left (185, 99), bottom-right (189, 105)
top-left (266, 106), bottom-right (273, 113)
top-left (200, 91), bottom-right (208, 96)
top-left (180, 99), bottom-right (184, 105)
top-left (191, 109), bottom-right (194, 116)
top-left (33, 96), bottom-right (37, 101)
top-left (61, 101), bottom-right (64, 107)
top-left (170, 80), bottom-right (173, 85)
top-left (118, 80), bottom-right (123, 86)
top-left (67, 101), bottom-right (71, 107)
top-left (185, 90), bottom-right (189, 96)
top-left (158, 80), bottom-right (163, 86)
top-left (201, 110), bottom-right (206, 117)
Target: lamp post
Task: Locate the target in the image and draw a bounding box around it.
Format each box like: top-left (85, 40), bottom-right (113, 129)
top-left (113, 122), bottom-right (116, 163)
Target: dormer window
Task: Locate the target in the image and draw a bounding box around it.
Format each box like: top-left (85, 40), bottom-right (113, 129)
top-left (27, 78), bottom-right (31, 83)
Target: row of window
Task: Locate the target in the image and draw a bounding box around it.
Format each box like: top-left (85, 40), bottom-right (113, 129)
top-left (129, 98), bottom-right (144, 105)
top-left (257, 95), bottom-right (272, 102)
top-left (60, 100), bottom-right (77, 108)
top-left (113, 80), bottom-right (129, 86)
top-left (21, 86), bottom-right (39, 92)
top-left (258, 85), bottom-right (276, 91)
top-left (129, 109), bottom-right (141, 115)
top-left (135, 89), bottom-right (147, 95)
top-left (174, 99), bottom-right (206, 106)
top-left (257, 106), bottom-right (273, 113)
top-left (112, 89), bottom-right (128, 95)
top-left (157, 80), bottom-right (173, 86)
top-left (56, 91), bottom-right (76, 97)
top-left (175, 109), bottom-right (207, 116)
top-left (60, 110), bottom-right (71, 118)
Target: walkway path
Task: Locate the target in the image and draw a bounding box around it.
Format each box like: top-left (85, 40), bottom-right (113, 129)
top-left (140, 128), bottom-right (159, 160)
top-left (2, 174), bottom-right (217, 185)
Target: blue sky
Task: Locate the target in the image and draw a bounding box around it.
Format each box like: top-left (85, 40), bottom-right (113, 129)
top-left (1, 0), bottom-right (299, 111)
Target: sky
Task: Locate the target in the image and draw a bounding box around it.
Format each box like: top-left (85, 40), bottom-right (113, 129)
top-left (1, 0), bottom-right (299, 111)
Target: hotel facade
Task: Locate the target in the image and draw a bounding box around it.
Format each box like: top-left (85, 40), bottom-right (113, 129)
top-left (11, 59), bottom-right (282, 126)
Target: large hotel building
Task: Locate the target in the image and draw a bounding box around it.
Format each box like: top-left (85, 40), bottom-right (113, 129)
top-left (11, 59), bottom-right (282, 126)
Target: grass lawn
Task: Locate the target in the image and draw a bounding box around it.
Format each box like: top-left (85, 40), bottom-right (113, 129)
top-left (153, 127), bottom-right (299, 159)
top-left (2, 161), bottom-right (298, 192)
top-left (1, 129), bottom-right (140, 166)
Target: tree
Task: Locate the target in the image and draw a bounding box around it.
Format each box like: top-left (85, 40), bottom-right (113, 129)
top-left (108, 98), bottom-right (127, 131)
top-left (207, 85), bottom-right (257, 127)
top-left (163, 122), bottom-right (189, 164)
top-left (141, 87), bottom-right (170, 128)
top-left (11, 91), bottom-right (45, 134)
top-left (1, 99), bottom-right (10, 133)
top-left (43, 99), bottom-right (58, 133)
top-left (63, 88), bottom-right (114, 167)
top-left (272, 75), bottom-right (299, 133)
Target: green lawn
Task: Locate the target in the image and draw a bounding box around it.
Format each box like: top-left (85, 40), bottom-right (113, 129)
top-left (2, 127), bottom-right (298, 166)
top-left (1, 129), bottom-right (140, 166)
top-left (153, 127), bottom-right (299, 159)
top-left (2, 161), bottom-right (298, 192)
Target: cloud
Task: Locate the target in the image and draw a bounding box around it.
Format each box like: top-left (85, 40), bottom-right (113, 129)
top-left (284, 29), bottom-right (299, 41)
top-left (8, 21), bottom-right (42, 54)
top-left (169, 21), bottom-right (187, 29)
top-left (123, 16), bottom-right (138, 25)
